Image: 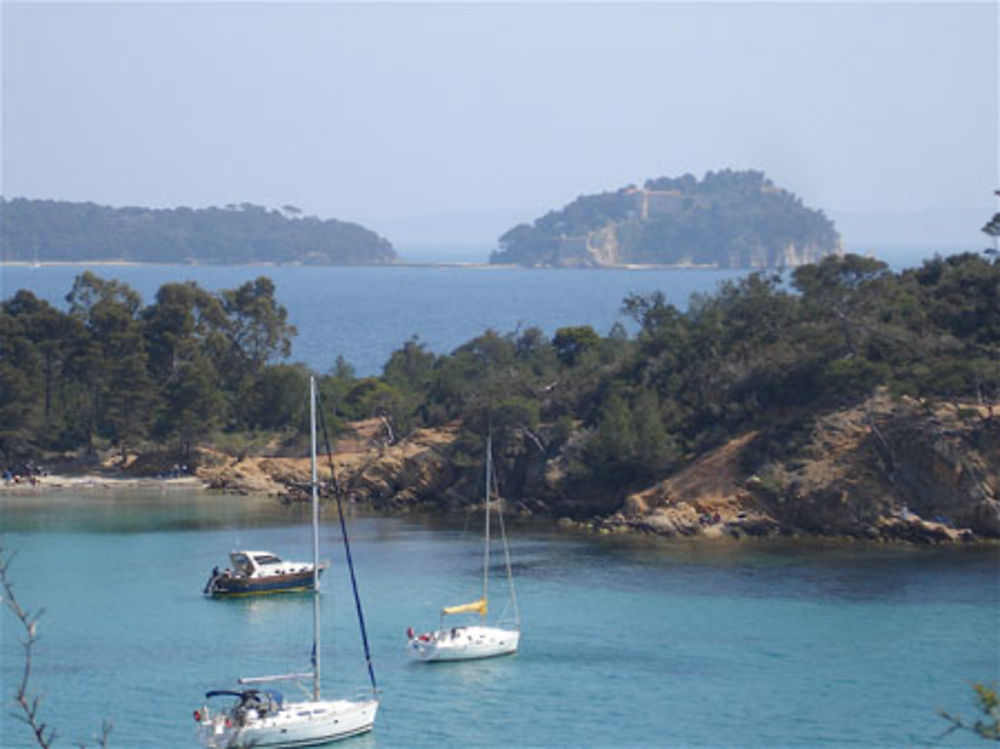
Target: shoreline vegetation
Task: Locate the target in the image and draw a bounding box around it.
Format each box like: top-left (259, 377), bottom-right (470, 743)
top-left (2, 248), bottom-right (998, 547)
top-left (4, 393), bottom-right (997, 547)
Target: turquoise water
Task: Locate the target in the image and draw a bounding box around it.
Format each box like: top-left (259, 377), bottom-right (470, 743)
top-left (0, 264), bottom-right (748, 376)
top-left (2, 490), bottom-right (997, 748)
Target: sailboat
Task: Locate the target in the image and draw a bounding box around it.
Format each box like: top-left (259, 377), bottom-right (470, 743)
top-left (195, 376), bottom-right (379, 747)
top-left (407, 434), bottom-right (521, 662)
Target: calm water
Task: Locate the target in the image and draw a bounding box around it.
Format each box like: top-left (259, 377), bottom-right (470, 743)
top-left (1, 490), bottom-right (997, 748)
top-left (1, 264), bottom-right (748, 376)
top-left (0, 243), bottom-right (955, 377)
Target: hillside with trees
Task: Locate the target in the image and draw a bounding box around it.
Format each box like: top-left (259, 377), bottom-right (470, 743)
top-left (491, 170), bottom-right (841, 268)
top-left (2, 247), bottom-right (998, 540)
top-left (0, 198), bottom-right (396, 265)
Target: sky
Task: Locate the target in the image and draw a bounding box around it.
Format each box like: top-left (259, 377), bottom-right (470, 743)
top-left (2, 1), bottom-right (998, 260)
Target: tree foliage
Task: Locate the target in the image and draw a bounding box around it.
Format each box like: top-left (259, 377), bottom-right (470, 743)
top-left (2, 249), bottom-right (998, 498)
top-left (940, 682), bottom-right (1000, 742)
top-left (0, 275), bottom-right (297, 463)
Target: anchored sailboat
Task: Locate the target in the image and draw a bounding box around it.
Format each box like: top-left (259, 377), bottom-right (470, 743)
top-left (408, 434), bottom-right (521, 661)
top-left (195, 377), bottom-right (378, 747)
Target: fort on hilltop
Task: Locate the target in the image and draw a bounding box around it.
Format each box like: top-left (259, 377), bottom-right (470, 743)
top-left (491, 170), bottom-right (842, 268)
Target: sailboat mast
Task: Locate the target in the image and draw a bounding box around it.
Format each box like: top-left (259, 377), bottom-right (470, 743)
top-left (483, 434), bottom-right (492, 605)
top-left (310, 375), bottom-right (321, 701)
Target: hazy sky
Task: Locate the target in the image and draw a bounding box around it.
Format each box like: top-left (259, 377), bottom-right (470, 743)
top-left (2, 1), bottom-right (998, 255)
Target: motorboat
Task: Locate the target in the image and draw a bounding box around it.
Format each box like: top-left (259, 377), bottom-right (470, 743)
top-left (203, 550), bottom-right (326, 597)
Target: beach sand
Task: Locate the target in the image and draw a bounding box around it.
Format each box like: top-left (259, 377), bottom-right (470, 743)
top-left (0, 474), bottom-right (206, 492)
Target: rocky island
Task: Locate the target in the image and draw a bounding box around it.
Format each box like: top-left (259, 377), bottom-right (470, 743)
top-left (0, 198), bottom-right (396, 265)
top-left (491, 169), bottom-right (841, 268)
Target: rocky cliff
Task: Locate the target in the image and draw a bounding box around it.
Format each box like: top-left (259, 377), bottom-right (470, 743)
top-left (604, 392), bottom-right (998, 543)
top-left (203, 394), bottom-right (999, 544)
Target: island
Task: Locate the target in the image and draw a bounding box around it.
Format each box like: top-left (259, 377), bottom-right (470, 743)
top-left (0, 198), bottom-right (396, 265)
top-left (491, 169), bottom-right (841, 268)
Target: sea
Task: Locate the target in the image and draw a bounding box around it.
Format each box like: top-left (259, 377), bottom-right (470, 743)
top-left (0, 490), bottom-right (997, 748)
top-left (1, 263), bottom-right (755, 377)
top-left (0, 246), bottom-right (961, 376)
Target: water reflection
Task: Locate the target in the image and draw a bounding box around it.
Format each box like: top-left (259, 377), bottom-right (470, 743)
top-left (6, 491), bottom-right (996, 611)
top-left (204, 588), bottom-right (315, 624)
top-left (0, 488), bottom-right (304, 534)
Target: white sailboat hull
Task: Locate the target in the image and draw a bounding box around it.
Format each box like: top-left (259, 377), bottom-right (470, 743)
top-left (197, 698), bottom-right (378, 749)
top-left (409, 625), bottom-right (519, 662)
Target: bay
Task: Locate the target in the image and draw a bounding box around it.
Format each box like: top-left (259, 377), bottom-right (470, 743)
top-left (0, 264), bottom-right (748, 376)
top-left (2, 490), bottom-right (997, 748)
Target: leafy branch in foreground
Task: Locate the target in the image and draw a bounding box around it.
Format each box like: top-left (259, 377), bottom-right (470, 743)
top-left (939, 682), bottom-right (1000, 742)
top-left (1, 547), bottom-right (112, 748)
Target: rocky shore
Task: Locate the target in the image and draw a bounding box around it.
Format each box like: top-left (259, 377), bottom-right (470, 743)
top-left (597, 393), bottom-right (998, 544)
top-left (8, 394), bottom-right (997, 546)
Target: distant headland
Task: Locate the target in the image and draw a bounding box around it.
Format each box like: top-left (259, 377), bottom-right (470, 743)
top-left (491, 169), bottom-right (842, 269)
top-left (0, 198), bottom-right (397, 265)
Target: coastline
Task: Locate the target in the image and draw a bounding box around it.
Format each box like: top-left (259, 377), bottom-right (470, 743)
top-left (2, 260), bottom-right (152, 268)
top-left (2, 259), bottom-right (730, 271)
top-left (3, 468), bottom-right (993, 548)
top-left (0, 473), bottom-right (206, 492)
top-left (3, 400), bottom-right (996, 548)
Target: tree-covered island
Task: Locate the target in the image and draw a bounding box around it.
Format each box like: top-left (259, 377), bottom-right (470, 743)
top-left (491, 169), bottom-right (841, 268)
top-left (2, 246), bottom-right (998, 544)
top-left (0, 198), bottom-right (397, 265)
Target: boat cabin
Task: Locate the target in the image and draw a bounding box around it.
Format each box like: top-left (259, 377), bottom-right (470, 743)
top-left (228, 550), bottom-right (311, 579)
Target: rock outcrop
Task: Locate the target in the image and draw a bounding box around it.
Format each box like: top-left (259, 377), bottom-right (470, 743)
top-left (197, 397), bottom-right (998, 544)
top-left (882, 400), bottom-right (999, 536)
top-left (607, 392), bottom-right (996, 543)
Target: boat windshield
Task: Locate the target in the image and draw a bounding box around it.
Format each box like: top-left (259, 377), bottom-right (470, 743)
top-left (253, 554), bottom-right (283, 565)
top-left (230, 553), bottom-right (253, 574)
top-left (240, 689), bottom-right (284, 711)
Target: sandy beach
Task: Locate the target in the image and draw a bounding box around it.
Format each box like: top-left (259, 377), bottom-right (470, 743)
top-left (0, 473), bottom-right (207, 492)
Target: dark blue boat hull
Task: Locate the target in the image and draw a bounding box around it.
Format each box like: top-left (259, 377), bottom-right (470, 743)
top-left (205, 569), bottom-right (323, 597)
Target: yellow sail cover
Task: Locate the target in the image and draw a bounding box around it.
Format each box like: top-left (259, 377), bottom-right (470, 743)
top-left (442, 598), bottom-right (487, 617)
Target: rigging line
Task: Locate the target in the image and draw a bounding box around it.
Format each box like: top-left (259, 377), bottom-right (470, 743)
top-left (483, 433), bottom-right (492, 605)
top-left (316, 390), bottom-right (379, 694)
top-left (493, 458), bottom-right (520, 628)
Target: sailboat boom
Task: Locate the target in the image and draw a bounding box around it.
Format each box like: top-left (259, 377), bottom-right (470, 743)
top-left (239, 672), bottom-right (315, 685)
